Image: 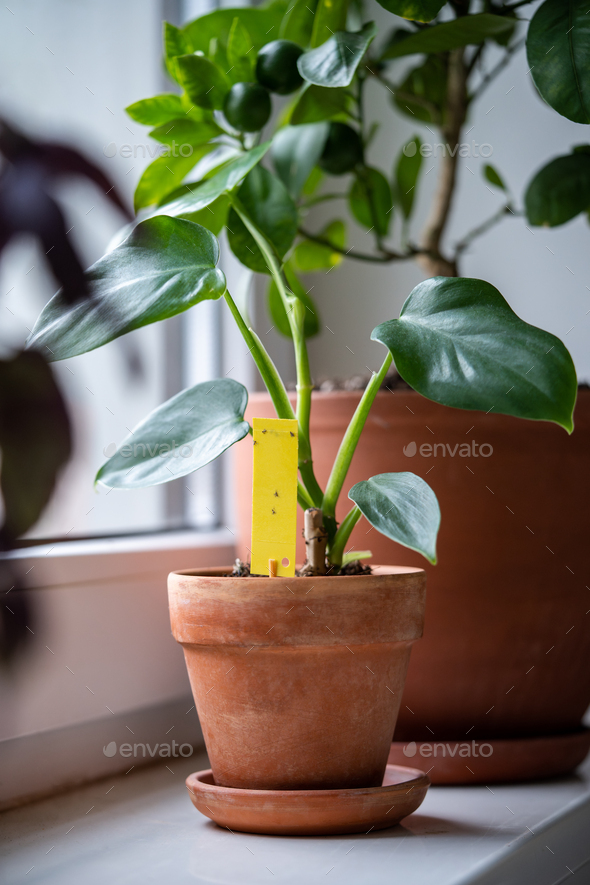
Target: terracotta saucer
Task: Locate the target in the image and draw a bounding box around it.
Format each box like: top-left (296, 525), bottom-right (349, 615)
top-left (388, 728), bottom-right (590, 785)
top-left (185, 764), bottom-right (430, 836)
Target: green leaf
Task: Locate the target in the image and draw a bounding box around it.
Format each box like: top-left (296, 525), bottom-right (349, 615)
top-left (525, 152), bottom-right (590, 227)
top-left (383, 13), bottom-right (514, 59)
top-left (394, 56), bottom-right (447, 124)
top-left (281, 0), bottom-right (318, 46)
top-left (126, 94), bottom-right (186, 126)
top-left (148, 119), bottom-right (221, 148)
top-left (348, 472), bottom-right (440, 564)
top-left (152, 143), bottom-right (271, 218)
top-left (173, 194), bottom-right (229, 235)
top-left (133, 149), bottom-right (210, 212)
top-left (290, 84), bottom-right (350, 124)
top-left (97, 380), bottom-right (249, 489)
top-left (527, 0), bottom-right (590, 124)
top-left (371, 277), bottom-right (577, 432)
top-left (271, 123), bottom-right (329, 197)
top-left (163, 22), bottom-right (192, 83)
top-left (299, 22), bottom-right (377, 88)
top-left (483, 164), bottom-right (507, 192)
top-left (342, 550), bottom-right (372, 565)
top-left (294, 219), bottom-right (346, 271)
top-left (311, 0), bottom-right (350, 48)
top-left (395, 136), bottom-right (422, 219)
top-left (375, 0), bottom-right (445, 24)
top-left (268, 262), bottom-right (320, 338)
top-left (349, 167), bottom-right (392, 235)
top-left (183, 5), bottom-right (285, 56)
top-left (227, 17), bottom-right (255, 83)
top-left (0, 351), bottom-right (71, 539)
top-left (27, 217), bottom-right (226, 361)
top-left (227, 165), bottom-right (298, 273)
top-left (176, 55), bottom-right (230, 110)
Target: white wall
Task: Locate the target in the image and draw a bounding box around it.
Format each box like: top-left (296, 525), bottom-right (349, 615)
top-left (300, 0), bottom-right (590, 385)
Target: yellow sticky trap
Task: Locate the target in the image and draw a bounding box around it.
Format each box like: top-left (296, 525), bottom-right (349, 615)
top-left (251, 417), bottom-right (298, 577)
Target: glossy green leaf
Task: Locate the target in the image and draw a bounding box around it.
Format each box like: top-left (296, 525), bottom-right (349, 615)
top-left (271, 123), bottom-right (329, 197)
top-left (290, 84), bottom-right (350, 124)
top-left (349, 167), bottom-right (392, 235)
top-left (126, 94), bottom-right (186, 126)
top-left (525, 152), bottom-right (590, 227)
top-left (97, 380), bottom-right (249, 489)
top-left (268, 262), bottom-right (320, 338)
top-left (163, 22), bottom-right (192, 82)
top-left (173, 194), bottom-right (229, 235)
top-left (394, 56), bottom-right (447, 124)
top-left (371, 277), bottom-right (577, 432)
top-left (349, 472), bottom-right (440, 564)
top-left (527, 0), bottom-right (590, 124)
top-left (227, 17), bottom-right (255, 83)
top-left (383, 14), bottom-right (514, 59)
top-left (148, 118), bottom-right (221, 148)
top-left (153, 143), bottom-right (271, 218)
top-left (294, 219), bottom-right (345, 271)
top-left (483, 164), bottom-right (506, 192)
top-left (176, 55), bottom-right (230, 110)
top-left (227, 165), bottom-right (298, 273)
top-left (374, 0), bottom-right (445, 24)
top-left (299, 23), bottom-right (377, 88)
top-left (281, 0), bottom-right (318, 46)
top-left (183, 5), bottom-right (284, 56)
top-left (311, 0), bottom-right (350, 48)
top-left (395, 136), bottom-right (422, 219)
top-left (133, 148), bottom-right (211, 212)
top-left (27, 217), bottom-right (226, 361)
top-left (0, 351), bottom-right (71, 539)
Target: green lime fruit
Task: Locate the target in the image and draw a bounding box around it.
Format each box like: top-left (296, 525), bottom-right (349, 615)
top-left (256, 40), bottom-right (304, 95)
top-left (318, 122), bottom-right (363, 176)
top-left (223, 82), bottom-right (271, 132)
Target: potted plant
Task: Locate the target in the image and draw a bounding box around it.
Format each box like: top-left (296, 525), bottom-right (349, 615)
top-left (25, 0), bottom-right (580, 787)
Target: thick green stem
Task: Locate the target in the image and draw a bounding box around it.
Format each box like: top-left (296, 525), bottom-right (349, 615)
top-left (231, 196), bottom-right (323, 507)
top-left (322, 352), bottom-right (393, 522)
top-left (328, 505), bottom-right (362, 567)
top-left (223, 290), bottom-right (294, 421)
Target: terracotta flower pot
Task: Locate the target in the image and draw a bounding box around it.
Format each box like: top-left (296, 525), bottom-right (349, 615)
top-left (234, 391), bottom-right (590, 745)
top-left (168, 566), bottom-right (426, 791)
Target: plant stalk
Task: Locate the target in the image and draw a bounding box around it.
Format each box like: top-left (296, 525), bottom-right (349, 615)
top-left (328, 505), bottom-right (362, 567)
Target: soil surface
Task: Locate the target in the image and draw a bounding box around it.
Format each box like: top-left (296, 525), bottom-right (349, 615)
top-left (231, 559), bottom-right (372, 578)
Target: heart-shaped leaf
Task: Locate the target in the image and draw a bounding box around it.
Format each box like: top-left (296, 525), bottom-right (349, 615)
top-left (527, 0), bottom-right (590, 124)
top-left (27, 217), bottom-right (226, 361)
top-left (349, 472), bottom-right (440, 564)
top-left (525, 152), bottom-right (590, 227)
top-left (176, 55), bottom-right (230, 110)
top-left (383, 13), bottom-right (514, 59)
top-left (226, 166), bottom-right (298, 273)
top-left (272, 123), bottom-right (329, 197)
top-left (153, 143), bottom-right (270, 218)
top-left (371, 277), bottom-right (577, 432)
top-left (375, 0), bottom-right (445, 23)
top-left (298, 23), bottom-right (377, 88)
top-left (97, 379), bottom-right (249, 489)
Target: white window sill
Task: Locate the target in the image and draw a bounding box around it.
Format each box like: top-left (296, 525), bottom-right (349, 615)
top-left (2, 751), bottom-right (589, 885)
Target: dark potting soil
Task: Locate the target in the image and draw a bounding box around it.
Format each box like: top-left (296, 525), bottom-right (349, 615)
top-left (231, 559), bottom-right (372, 578)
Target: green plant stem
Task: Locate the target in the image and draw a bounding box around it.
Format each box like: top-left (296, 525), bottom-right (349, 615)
top-left (322, 351), bottom-right (393, 524)
top-left (298, 481), bottom-right (314, 510)
top-left (328, 505), bottom-right (362, 567)
top-left (298, 227), bottom-right (419, 263)
top-left (223, 289), bottom-right (294, 421)
top-left (230, 196), bottom-right (323, 507)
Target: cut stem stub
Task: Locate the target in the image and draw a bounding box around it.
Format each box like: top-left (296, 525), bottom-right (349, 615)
top-left (300, 508), bottom-right (328, 576)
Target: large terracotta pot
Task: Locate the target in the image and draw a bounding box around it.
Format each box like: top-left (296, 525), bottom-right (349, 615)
top-left (168, 566), bottom-right (426, 790)
top-left (234, 390), bottom-right (590, 742)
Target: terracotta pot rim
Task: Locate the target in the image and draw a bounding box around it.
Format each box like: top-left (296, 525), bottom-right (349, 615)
top-left (171, 564), bottom-right (425, 580)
